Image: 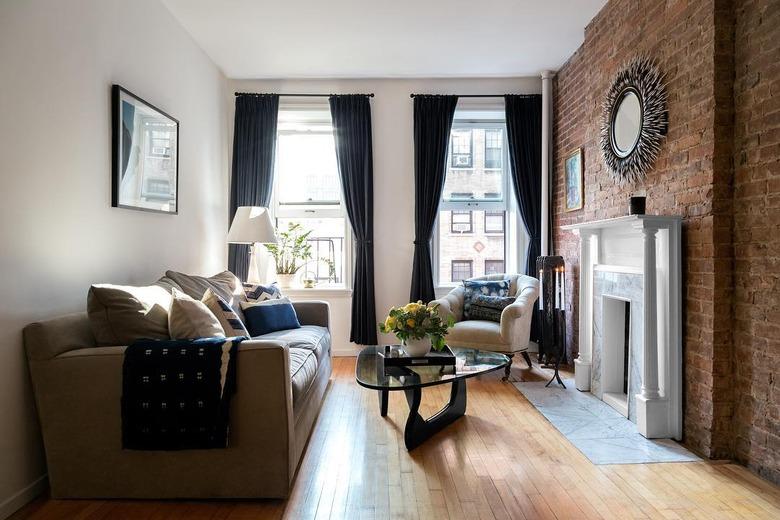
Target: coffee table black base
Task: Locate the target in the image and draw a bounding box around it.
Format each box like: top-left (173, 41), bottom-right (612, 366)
top-left (379, 378), bottom-right (467, 450)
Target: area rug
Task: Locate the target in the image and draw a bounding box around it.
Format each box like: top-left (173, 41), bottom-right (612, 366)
top-left (513, 378), bottom-right (699, 465)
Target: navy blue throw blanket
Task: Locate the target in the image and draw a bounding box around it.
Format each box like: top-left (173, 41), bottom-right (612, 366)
top-left (122, 336), bottom-right (243, 450)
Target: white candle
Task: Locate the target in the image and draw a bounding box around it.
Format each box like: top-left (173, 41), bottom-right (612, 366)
top-left (555, 267), bottom-right (560, 310)
top-left (562, 268), bottom-right (566, 311)
top-left (539, 269), bottom-right (544, 310)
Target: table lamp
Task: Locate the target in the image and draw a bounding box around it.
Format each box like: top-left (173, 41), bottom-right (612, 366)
top-left (227, 206), bottom-right (277, 283)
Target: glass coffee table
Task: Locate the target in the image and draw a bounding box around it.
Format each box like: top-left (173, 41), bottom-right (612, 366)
top-left (355, 346), bottom-right (510, 450)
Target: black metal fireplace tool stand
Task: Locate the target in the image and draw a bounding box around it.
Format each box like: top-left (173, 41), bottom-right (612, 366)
top-left (536, 256), bottom-right (567, 388)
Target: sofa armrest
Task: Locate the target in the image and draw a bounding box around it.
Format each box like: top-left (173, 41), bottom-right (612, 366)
top-left (291, 300), bottom-right (330, 329)
top-left (499, 285), bottom-right (539, 348)
top-left (430, 287), bottom-right (465, 323)
top-left (24, 312), bottom-right (96, 361)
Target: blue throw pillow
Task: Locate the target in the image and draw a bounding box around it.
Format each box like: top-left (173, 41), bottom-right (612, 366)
top-left (242, 301), bottom-right (301, 336)
top-left (463, 279), bottom-right (511, 320)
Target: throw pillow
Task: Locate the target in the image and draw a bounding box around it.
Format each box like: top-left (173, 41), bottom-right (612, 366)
top-left (164, 270), bottom-right (245, 319)
top-left (202, 288), bottom-right (250, 338)
top-left (467, 294), bottom-right (516, 322)
top-left (87, 284), bottom-right (173, 346)
top-left (243, 282), bottom-right (282, 301)
top-left (463, 279), bottom-right (511, 320)
top-left (168, 288), bottom-right (226, 340)
top-left (241, 298), bottom-right (301, 336)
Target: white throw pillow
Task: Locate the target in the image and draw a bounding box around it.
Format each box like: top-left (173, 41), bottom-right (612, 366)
top-left (168, 288), bottom-right (226, 340)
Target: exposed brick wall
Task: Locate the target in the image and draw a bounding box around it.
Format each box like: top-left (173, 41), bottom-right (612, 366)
top-left (552, 0), bottom-right (732, 458)
top-left (732, 0), bottom-right (780, 484)
top-left (553, 0), bottom-right (779, 479)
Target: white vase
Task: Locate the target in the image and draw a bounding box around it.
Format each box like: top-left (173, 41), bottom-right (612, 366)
top-left (402, 337), bottom-right (431, 357)
top-left (276, 273), bottom-right (296, 289)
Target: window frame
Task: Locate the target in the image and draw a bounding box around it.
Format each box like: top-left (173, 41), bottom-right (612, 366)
top-left (270, 104), bottom-right (353, 289)
top-left (450, 210), bottom-right (473, 234)
top-left (450, 260), bottom-right (474, 282)
top-left (433, 117), bottom-right (526, 291)
top-left (484, 259), bottom-right (505, 275)
top-left (484, 128), bottom-right (503, 170)
top-left (484, 211), bottom-right (505, 234)
top-left (449, 129), bottom-right (474, 169)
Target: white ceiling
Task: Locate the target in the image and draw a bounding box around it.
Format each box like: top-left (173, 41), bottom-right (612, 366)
top-left (162, 0), bottom-right (606, 79)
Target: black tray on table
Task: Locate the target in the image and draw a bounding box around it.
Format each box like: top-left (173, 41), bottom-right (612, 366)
top-left (377, 345), bottom-right (456, 367)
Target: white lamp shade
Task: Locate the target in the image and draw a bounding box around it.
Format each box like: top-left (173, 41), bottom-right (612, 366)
top-left (227, 206), bottom-right (277, 244)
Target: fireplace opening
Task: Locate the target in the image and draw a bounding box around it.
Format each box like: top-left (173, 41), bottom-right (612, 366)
top-left (601, 296), bottom-right (632, 417)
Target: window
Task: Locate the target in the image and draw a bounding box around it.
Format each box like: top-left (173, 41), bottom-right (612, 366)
top-left (450, 211), bottom-right (473, 234)
top-left (484, 211), bottom-right (505, 234)
top-left (485, 260), bottom-right (505, 275)
top-left (272, 106), bottom-right (350, 286)
top-left (485, 129), bottom-right (503, 169)
top-left (451, 260), bottom-right (473, 282)
top-left (436, 116), bottom-right (523, 287)
top-left (450, 129), bottom-right (473, 168)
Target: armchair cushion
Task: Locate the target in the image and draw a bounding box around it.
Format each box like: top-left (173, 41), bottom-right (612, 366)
top-left (467, 295), bottom-right (516, 322)
top-left (462, 279), bottom-right (511, 319)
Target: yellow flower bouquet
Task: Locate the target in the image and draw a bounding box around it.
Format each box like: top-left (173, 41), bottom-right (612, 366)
top-left (378, 301), bottom-right (454, 353)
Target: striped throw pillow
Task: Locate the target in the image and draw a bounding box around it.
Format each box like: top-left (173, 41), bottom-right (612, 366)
top-left (243, 282), bottom-right (282, 301)
top-left (202, 288), bottom-right (249, 337)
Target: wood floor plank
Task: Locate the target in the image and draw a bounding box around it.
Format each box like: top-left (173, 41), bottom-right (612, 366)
top-left (10, 356), bottom-right (780, 520)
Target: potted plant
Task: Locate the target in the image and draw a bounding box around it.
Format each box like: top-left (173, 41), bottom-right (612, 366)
top-left (264, 222), bottom-right (312, 288)
top-left (378, 301), bottom-right (454, 357)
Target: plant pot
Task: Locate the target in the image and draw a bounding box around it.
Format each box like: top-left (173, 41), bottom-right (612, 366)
top-left (402, 337), bottom-right (431, 357)
top-left (276, 273), bottom-right (296, 289)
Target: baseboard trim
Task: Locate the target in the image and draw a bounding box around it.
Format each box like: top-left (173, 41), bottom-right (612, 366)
top-left (0, 475), bottom-right (48, 520)
top-left (332, 348), bottom-right (360, 357)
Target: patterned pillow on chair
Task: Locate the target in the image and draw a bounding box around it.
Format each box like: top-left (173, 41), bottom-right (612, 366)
top-left (242, 282), bottom-right (282, 302)
top-left (467, 294), bottom-right (516, 322)
top-left (463, 279), bottom-right (511, 320)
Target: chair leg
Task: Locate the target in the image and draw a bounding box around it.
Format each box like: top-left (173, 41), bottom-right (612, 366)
top-left (521, 351), bottom-right (533, 369)
top-left (502, 354), bottom-right (514, 381)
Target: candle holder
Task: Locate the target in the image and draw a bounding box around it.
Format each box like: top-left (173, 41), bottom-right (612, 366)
top-left (536, 256), bottom-right (567, 388)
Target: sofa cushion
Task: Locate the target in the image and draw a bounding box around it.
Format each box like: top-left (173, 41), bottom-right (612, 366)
top-left (168, 288), bottom-right (226, 340)
top-left (288, 349), bottom-right (318, 408)
top-left (87, 284), bottom-right (172, 346)
top-left (164, 270), bottom-right (245, 320)
top-left (256, 325), bottom-right (330, 363)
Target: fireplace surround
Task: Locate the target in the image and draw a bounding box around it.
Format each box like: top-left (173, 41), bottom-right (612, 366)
top-left (562, 215), bottom-right (682, 439)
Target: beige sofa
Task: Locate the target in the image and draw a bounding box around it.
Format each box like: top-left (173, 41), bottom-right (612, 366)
top-left (432, 273), bottom-right (539, 379)
top-left (23, 300), bottom-right (331, 499)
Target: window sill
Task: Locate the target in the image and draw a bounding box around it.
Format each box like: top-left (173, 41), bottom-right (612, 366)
top-left (284, 286), bottom-right (352, 298)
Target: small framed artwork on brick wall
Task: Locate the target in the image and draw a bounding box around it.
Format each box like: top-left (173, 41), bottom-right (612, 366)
top-left (564, 148), bottom-right (583, 212)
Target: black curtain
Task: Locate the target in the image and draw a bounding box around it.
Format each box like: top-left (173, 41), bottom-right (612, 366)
top-left (228, 94), bottom-right (279, 282)
top-left (329, 95), bottom-right (377, 345)
top-left (505, 94), bottom-right (543, 339)
top-left (410, 95), bottom-right (459, 303)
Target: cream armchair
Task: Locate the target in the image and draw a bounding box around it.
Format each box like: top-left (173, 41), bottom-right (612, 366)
top-left (432, 273), bottom-right (539, 380)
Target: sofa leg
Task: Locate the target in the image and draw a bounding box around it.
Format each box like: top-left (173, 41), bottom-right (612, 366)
top-left (521, 351), bottom-right (533, 369)
top-left (503, 354), bottom-right (514, 382)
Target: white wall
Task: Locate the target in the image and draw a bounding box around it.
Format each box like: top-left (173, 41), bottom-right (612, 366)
top-left (0, 0), bottom-right (228, 516)
top-left (227, 78), bottom-right (541, 355)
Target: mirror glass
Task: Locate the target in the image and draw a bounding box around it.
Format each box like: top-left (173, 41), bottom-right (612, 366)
top-left (612, 90), bottom-right (642, 157)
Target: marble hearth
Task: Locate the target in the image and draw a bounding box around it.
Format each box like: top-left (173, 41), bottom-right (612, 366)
top-left (562, 215), bottom-right (683, 440)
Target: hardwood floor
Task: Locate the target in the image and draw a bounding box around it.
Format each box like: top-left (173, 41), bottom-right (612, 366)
top-left (12, 356), bottom-right (780, 520)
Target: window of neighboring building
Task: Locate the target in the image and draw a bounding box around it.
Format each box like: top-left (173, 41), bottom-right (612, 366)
top-left (451, 260), bottom-right (473, 282)
top-left (272, 106), bottom-right (349, 286)
top-left (485, 260), bottom-right (505, 275)
top-left (450, 129), bottom-right (473, 168)
top-left (485, 129), bottom-right (503, 169)
top-left (450, 211), bottom-right (473, 234)
top-left (484, 211), bottom-right (505, 234)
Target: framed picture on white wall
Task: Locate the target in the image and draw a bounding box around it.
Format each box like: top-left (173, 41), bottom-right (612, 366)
top-left (111, 84), bottom-right (179, 214)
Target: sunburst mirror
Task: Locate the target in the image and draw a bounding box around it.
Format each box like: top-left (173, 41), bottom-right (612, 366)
top-left (601, 57), bottom-right (668, 184)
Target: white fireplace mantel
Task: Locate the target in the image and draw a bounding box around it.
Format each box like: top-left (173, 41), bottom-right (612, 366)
top-left (562, 215), bottom-right (683, 439)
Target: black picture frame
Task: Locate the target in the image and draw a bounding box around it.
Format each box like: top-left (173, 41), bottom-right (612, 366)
top-left (111, 84), bottom-right (179, 214)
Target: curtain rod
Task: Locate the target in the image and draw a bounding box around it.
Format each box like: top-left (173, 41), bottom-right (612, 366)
top-left (409, 93), bottom-right (538, 98)
top-left (234, 92), bottom-right (374, 98)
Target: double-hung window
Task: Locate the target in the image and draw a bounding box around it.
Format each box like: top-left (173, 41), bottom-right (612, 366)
top-left (434, 112), bottom-right (526, 288)
top-left (271, 106), bottom-right (350, 287)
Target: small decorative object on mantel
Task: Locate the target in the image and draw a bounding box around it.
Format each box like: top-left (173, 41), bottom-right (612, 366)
top-left (378, 301), bottom-right (454, 357)
top-left (112, 85), bottom-right (179, 214)
top-left (601, 56), bottom-right (668, 184)
top-left (630, 195), bottom-right (647, 215)
top-left (537, 256), bottom-right (567, 388)
top-left (564, 148), bottom-right (584, 212)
